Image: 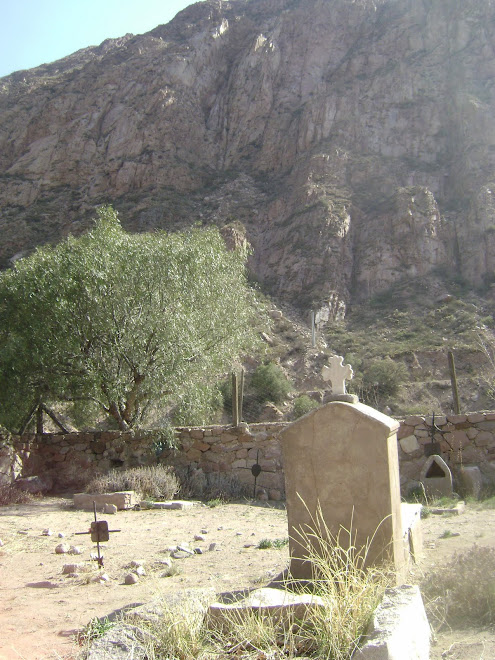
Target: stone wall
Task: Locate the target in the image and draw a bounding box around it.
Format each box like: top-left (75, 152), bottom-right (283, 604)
top-left (5, 411), bottom-right (495, 496)
top-left (398, 412), bottom-right (495, 493)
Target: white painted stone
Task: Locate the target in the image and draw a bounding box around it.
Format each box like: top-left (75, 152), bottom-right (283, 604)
top-left (103, 503), bottom-right (118, 514)
top-left (354, 585), bottom-right (430, 659)
top-left (321, 355), bottom-right (353, 395)
top-left (399, 435), bottom-right (420, 454)
top-left (55, 543), bottom-right (70, 554)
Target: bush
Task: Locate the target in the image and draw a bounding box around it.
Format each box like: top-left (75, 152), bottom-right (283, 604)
top-left (361, 358), bottom-right (407, 403)
top-left (250, 362), bottom-right (292, 404)
top-left (0, 484), bottom-right (35, 506)
top-left (293, 395), bottom-right (319, 419)
top-left (422, 545), bottom-right (495, 627)
top-left (85, 465), bottom-right (179, 500)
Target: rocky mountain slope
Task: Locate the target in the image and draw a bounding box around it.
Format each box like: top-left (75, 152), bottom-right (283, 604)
top-left (2, 0), bottom-right (495, 326)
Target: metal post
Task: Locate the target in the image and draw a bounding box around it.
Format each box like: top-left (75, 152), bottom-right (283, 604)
top-left (239, 369), bottom-right (245, 423)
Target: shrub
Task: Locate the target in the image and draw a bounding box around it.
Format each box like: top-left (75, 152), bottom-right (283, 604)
top-left (0, 484), bottom-right (35, 506)
top-left (361, 358), bottom-right (407, 403)
top-left (250, 362), bottom-right (292, 404)
top-left (292, 394), bottom-right (319, 419)
top-left (85, 465), bottom-right (179, 500)
top-left (422, 545), bottom-right (495, 628)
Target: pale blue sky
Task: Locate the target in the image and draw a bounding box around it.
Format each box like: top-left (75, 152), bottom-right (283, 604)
top-left (0, 0), bottom-right (194, 78)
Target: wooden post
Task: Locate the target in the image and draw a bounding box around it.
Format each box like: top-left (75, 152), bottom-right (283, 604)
top-left (36, 404), bottom-right (44, 434)
top-left (448, 350), bottom-right (461, 414)
top-left (239, 369), bottom-right (245, 423)
top-left (232, 372), bottom-right (239, 426)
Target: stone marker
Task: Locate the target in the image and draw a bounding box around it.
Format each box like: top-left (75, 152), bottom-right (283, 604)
top-left (420, 455), bottom-right (453, 499)
top-left (280, 401), bottom-right (404, 580)
top-left (321, 355), bottom-right (357, 402)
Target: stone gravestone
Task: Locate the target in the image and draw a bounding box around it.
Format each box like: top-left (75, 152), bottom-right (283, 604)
top-left (280, 401), bottom-right (404, 581)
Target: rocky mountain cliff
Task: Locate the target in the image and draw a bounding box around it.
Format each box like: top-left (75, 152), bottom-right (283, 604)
top-left (2, 0), bottom-right (495, 322)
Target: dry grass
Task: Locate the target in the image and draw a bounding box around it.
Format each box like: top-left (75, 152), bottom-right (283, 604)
top-left (0, 484), bottom-right (36, 506)
top-left (111, 505), bottom-right (392, 659)
top-left (422, 544), bottom-right (495, 629)
top-left (85, 465), bottom-right (179, 500)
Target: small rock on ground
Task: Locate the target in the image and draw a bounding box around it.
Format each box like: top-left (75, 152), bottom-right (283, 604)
top-left (125, 573), bottom-right (139, 585)
top-left (55, 543), bottom-right (70, 554)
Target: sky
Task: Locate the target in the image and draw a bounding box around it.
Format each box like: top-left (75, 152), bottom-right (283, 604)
top-left (0, 0), bottom-right (194, 78)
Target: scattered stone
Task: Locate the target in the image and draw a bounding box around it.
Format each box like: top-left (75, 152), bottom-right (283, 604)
top-left (125, 573), bottom-right (139, 585)
top-left (0, 539), bottom-right (3, 547)
top-left (92, 573), bottom-right (110, 583)
top-left (194, 547), bottom-right (203, 554)
top-left (177, 544), bottom-right (194, 555)
top-left (243, 543), bottom-right (255, 548)
top-left (14, 475), bottom-right (53, 494)
top-left (103, 503), bottom-right (118, 515)
top-left (201, 529), bottom-right (208, 534)
top-left (55, 543), bottom-right (70, 554)
top-left (58, 532), bottom-right (65, 538)
top-left (42, 529), bottom-right (52, 536)
top-left (235, 532), bottom-right (242, 536)
top-left (130, 559), bottom-right (145, 568)
top-left (171, 550), bottom-right (192, 559)
top-left (208, 543), bottom-right (219, 552)
top-left (166, 545), bottom-right (177, 553)
top-left (62, 563), bottom-right (83, 574)
top-left (69, 546), bottom-right (83, 555)
top-left (156, 558), bottom-right (172, 568)
top-left (134, 565), bottom-right (146, 576)
top-left (17, 530), bottom-right (28, 535)
top-left (194, 534), bottom-right (206, 541)
top-left (217, 526), bottom-right (224, 530)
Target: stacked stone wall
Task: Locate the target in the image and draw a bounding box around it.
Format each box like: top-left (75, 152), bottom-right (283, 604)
top-left (398, 412), bottom-right (495, 492)
top-left (5, 412), bottom-right (495, 496)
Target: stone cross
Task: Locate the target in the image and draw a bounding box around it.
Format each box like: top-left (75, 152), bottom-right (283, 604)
top-left (321, 355), bottom-right (353, 395)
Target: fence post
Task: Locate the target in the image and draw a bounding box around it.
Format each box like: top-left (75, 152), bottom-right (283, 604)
top-left (448, 350), bottom-right (461, 414)
top-left (232, 372), bottom-right (239, 426)
top-left (239, 368), bottom-right (245, 423)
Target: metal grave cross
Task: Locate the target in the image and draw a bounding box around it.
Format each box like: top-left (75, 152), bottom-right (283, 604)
top-left (75, 501), bottom-right (121, 567)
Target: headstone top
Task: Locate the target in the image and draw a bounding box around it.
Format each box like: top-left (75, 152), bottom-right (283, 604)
top-left (322, 355), bottom-right (353, 395)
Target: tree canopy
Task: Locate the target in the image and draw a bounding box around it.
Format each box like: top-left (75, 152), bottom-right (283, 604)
top-left (0, 207), bottom-right (262, 431)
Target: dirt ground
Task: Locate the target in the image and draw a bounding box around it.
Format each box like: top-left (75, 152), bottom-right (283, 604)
top-left (1, 497), bottom-right (495, 660)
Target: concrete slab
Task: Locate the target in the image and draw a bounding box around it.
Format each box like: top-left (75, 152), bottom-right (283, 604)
top-left (353, 584), bottom-right (430, 659)
top-left (148, 500), bottom-right (195, 510)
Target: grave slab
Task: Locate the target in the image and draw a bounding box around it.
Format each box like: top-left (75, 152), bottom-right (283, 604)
top-left (353, 584), bottom-right (430, 659)
top-left (73, 491), bottom-right (138, 511)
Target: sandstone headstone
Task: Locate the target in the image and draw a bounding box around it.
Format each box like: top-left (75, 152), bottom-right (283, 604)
top-left (280, 401), bottom-right (404, 580)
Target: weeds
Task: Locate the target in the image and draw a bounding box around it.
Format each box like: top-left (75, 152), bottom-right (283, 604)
top-left (77, 616), bottom-right (115, 644)
top-left (108, 505), bottom-right (391, 659)
top-left (422, 545), bottom-right (495, 628)
top-left (0, 484), bottom-right (36, 506)
top-left (85, 465), bottom-right (178, 500)
top-left (257, 537), bottom-right (289, 549)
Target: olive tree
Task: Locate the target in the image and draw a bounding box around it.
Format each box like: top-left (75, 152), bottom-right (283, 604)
top-left (0, 207), bottom-right (262, 431)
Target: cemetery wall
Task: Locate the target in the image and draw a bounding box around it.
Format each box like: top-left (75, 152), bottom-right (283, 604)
top-left (4, 411), bottom-right (495, 495)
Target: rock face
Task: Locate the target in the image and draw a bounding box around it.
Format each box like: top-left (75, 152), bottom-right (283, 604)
top-left (1, 0), bottom-right (495, 315)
